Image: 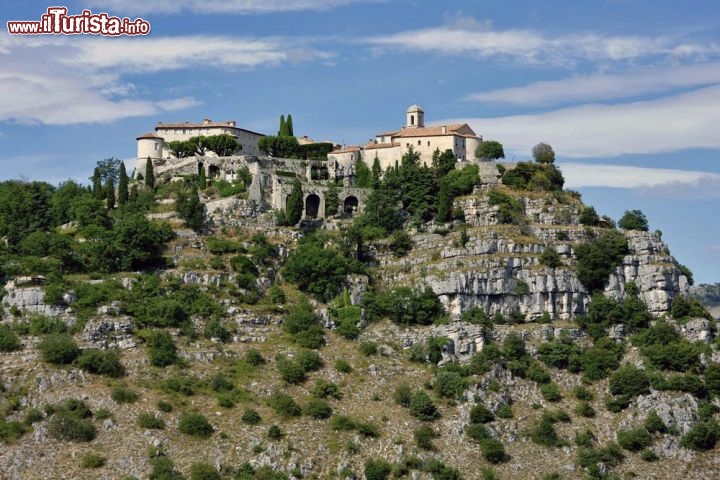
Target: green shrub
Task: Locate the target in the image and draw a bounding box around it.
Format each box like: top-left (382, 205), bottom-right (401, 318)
top-left (48, 412), bottom-right (96, 442)
top-left (465, 423), bottom-right (491, 442)
top-left (137, 412), bottom-right (165, 429)
top-left (389, 230), bottom-right (413, 257)
top-left (161, 375), bottom-right (198, 396)
top-left (335, 358), bottom-right (352, 373)
top-left (190, 462), bottom-right (221, 480)
top-left (203, 318), bottom-right (231, 343)
top-left (526, 363), bottom-right (552, 384)
top-left (540, 383), bottom-right (562, 402)
top-left (179, 412), bottom-right (213, 438)
top-left (311, 379), bottom-right (342, 399)
top-left (469, 403), bottom-right (495, 424)
top-left (495, 404), bottom-right (513, 419)
top-left (577, 443), bottom-right (624, 476)
top-left (359, 341), bottom-right (378, 356)
top-left (24, 408), bottom-right (44, 425)
top-left (281, 303), bottom-right (325, 349)
top-left (539, 246), bottom-right (562, 268)
top-left (245, 348), bottom-right (265, 366)
top-left (39, 334), bottom-right (80, 364)
top-left (434, 370), bottom-right (468, 399)
top-left (276, 357), bottom-right (306, 384)
top-left (0, 324), bottom-right (21, 352)
top-left (268, 424), bottom-right (283, 440)
top-left (149, 456), bottom-right (183, 480)
top-left (146, 331), bottom-right (178, 367)
top-left (575, 230), bottom-right (628, 292)
top-left (409, 390), bottom-right (439, 421)
top-left (157, 400), bottom-right (173, 413)
top-left (573, 386), bottom-right (594, 401)
top-left (414, 425), bottom-right (437, 450)
top-left (29, 315), bottom-right (68, 335)
top-left (75, 348), bottom-right (125, 377)
top-left (111, 386), bottom-right (139, 404)
top-left (644, 411), bottom-right (667, 433)
top-left (609, 365), bottom-right (650, 398)
top-left (357, 421), bottom-right (380, 438)
top-left (394, 383), bottom-right (412, 407)
top-left (679, 420), bottom-right (720, 451)
top-left (364, 459), bottom-right (392, 480)
top-left (480, 438), bottom-right (508, 463)
top-left (81, 453), bottom-right (106, 468)
top-left (641, 449), bottom-right (659, 462)
top-left (297, 350), bottom-right (324, 372)
top-left (617, 427), bottom-right (652, 452)
top-left (527, 414), bottom-right (566, 447)
top-left (241, 409), bottom-right (262, 425)
top-left (0, 419), bottom-right (29, 442)
top-left (304, 398), bottom-right (332, 419)
top-left (268, 391), bottom-right (301, 418)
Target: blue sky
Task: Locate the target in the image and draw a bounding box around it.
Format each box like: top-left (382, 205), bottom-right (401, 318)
top-left (1, 0), bottom-right (719, 283)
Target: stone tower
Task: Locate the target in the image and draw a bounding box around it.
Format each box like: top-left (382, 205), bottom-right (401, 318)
top-left (406, 104), bottom-right (424, 128)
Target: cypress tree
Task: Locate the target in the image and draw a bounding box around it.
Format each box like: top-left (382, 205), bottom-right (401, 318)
top-left (129, 184), bottom-right (138, 201)
top-left (106, 178), bottom-right (115, 210)
top-left (325, 183), bottom-right (339, 216)
top-left (286, 179), bottom-right (304, 225)
top-left (91, 168), bottom-right (102, 199)
top-left (371, 155), bottom-right (382, 187)
top-left (145, 157), bottom-right (155, 189)
top-left (286, 114), bottom-right (294, 136)
top-left (198, 164), bottom-right (207, 189)
top-left (184, 187), bottom-right (203, 231)
top-left (118, 162), bottom-right (129, 205)
top-left (278, 114), bottom-right (286, 136)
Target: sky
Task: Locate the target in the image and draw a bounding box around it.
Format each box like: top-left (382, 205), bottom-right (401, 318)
top-left (1, 0), bottom-right (719, 284)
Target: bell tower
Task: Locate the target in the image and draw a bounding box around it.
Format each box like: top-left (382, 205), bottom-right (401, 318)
top-left (406, 104), bottom-right (424, 128)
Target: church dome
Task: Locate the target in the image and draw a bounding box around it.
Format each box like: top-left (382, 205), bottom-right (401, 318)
top-left (406, 104), bottom-right (424, 113)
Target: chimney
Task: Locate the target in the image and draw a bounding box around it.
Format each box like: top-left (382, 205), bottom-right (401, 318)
top-left (203, 118), bottom-right (211, 125)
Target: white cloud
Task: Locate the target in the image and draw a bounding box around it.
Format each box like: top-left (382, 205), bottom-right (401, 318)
top-left (88, 0), bottom-right (375, 15)
top-left (560, 163), bottom-right (720, 191)
top-left (61, 35), bottom-right (332, 73)
top-left (465, 62), bottom-right (720, 106)
top-left (441, 85), bottom-right (720, 158)
top-left (0, 33), bottom-right (328, 125)
top-left (363, 19), bottom-right (720, 65)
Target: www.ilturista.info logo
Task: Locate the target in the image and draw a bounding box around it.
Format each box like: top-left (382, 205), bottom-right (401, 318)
top-left (7, 7), bottom-right (150, 36)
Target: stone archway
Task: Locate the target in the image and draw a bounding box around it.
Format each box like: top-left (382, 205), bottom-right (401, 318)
top-left (305, 194), bottom-right (320, 218)
top-left (208, 164), bottom-right (221, 178)
top-left (343, 196), bottom-right (359, 216)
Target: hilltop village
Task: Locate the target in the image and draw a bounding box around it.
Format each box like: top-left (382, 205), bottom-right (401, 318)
top-left (134, 106), bottom-right (495, 220)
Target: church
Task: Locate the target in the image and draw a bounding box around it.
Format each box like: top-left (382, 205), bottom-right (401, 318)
top-left (328, 105), bottom-right (484, 172)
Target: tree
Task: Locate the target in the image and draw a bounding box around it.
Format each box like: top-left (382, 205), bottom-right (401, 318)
top-left (144, 157), bottom-right (155, 189)
top-left (618, 209), bottom-right (649, 231)
top-left (286, 114), bottom-right (294, 136)
top-left (91, 168), bottom-right (103, 199)
top-left (198, 165), bottom-right (207, 189)
top-left (165, 140), bottom-right (196, 158)
top-left (325, 183), bottom-right (339, 216)
top-left (177, 187), bottom-right (204, 231)
top-left (278, 114), bottom-right (286, 136)
top-left (204, 134), bottom-right (241, 156)
top-left (105, 178), bottom-right (115, 210)
top-left (286, 179), bottom-right (304, 225)
top-left (117, 162), bottom-right (129, 206)
top-left (371, 155), bottom-right (382, 186)
top-left (575, 230), bottom-right (628, 292)
top-left (475, 140), bottom-right (505, 161)
top-left (95, 158), bottom-right (122, 184)
top-left (432, 148), bottom-right (457, 176)
top-left (532, 143), bottom-right (555, 164)
top-left (355, 158), bottom-right (372, 187)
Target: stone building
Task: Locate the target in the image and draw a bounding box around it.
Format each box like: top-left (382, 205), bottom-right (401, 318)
top-left (328, 105), bottom-right (485, 173)
top-left (136, 118), bottom-right (265, 175)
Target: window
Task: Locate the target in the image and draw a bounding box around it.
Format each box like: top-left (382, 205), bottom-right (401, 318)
top-left (427, 141), bottom-right (430, 147)
top-left (418, 140), bottom-right (421, 146)
top-left (154, 143), bottom-right (158, 150)
top-left (410, 115), bottom-right (415, 126)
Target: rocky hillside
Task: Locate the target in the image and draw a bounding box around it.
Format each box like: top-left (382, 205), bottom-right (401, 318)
top-left (1, 173), bottom-right (719, 480)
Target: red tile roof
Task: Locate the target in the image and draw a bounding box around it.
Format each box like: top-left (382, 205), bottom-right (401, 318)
top-left (136, 132), bottom-right (162, 140)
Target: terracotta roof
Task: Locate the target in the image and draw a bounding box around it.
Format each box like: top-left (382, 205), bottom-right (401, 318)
top-left (375, 130), bottom-right (399, 137)
top-left (392, 124), bottom-right (478, 138)
top-left (329, 146), bottom-right (361, 154)
top-left (136, 132), bottom-right (162, 140)
top-left (155, 121), bottom-right (266, 137)
top-left (364, 142), bottom-right (399, 150)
